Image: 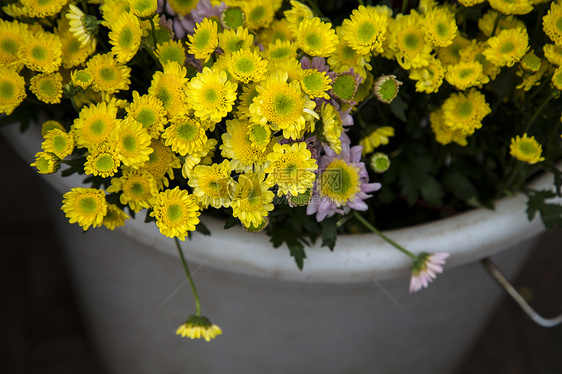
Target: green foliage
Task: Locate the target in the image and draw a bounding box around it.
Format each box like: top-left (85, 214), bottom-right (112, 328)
top-left (526, 190), bottom-right (562, 229)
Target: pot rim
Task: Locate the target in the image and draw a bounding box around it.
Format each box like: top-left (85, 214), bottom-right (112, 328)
top-left (1, 123), bottom-right (557, 284)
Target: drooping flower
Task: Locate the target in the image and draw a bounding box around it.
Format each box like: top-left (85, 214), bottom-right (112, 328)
top-left (410, 252), bottom-right (450, 293)
top-left (265, 142), bottom-right (318, 196)
top-left (187, 67), bottom-right (238, 123)
top-left (31, 151), bottom-right (61, 174)
top-left (340, 5), bottom-right (388, 55)
top-left (101, 204), bottom-right (129, 230)
top-left (176, 315), bottom-right (222, 342)
top-left (150, 186), bottom-right (201, 241)
top-left (61, 187), bottom-right (108, 231)
top-left (307, 143), bottom-right (381, 222)
top-left (359, 127), bottom-right (395, 155)
top-left (510, 133), bottom-right (545, 164)
top-left (66, 4), bottom-right (98, 47)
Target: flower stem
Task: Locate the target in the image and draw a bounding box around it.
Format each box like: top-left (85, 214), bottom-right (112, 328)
top-left (353, 211), bottom-right (416, 260)
top-left (141, 41), bottom-right (162, 68)
top-left (524, 89), bottom-right (556, 133)
top-left (174, 238), bottom-right (201, 316)
top-left (401, 0), bottom-right (409, 15)
top-left (491, 12), bottom-right (503, 37)
top-left (149, 18), bottom-right (158, 49)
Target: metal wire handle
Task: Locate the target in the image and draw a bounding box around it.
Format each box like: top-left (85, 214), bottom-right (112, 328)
top-left (481, 258), bottom-right (562, 328)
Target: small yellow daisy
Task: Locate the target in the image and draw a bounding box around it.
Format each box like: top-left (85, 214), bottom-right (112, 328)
top-left (109, 11), bottom-right (143, 64)
top-left (156, 40), bottom-right (186, 66)
top-left (543, 43), bottom-right (562, 66)
top-left (30, 73), bottom-right (63, 104)
top-left (445, 61), bottom-right (489, 90)
top-left (188, 160), bottom-right (235, 209)
top-left (359, 127), bottom-right (395, 155)
top-left (141, 139), bottom-right (182, 189)
top-left (227, 49), bottom-right (268, 83)
top-left (84, 143), bottom-right (121, 178)
top-left (110, 118), bottom-right (153, 168)
top-left (231, 172), bottom-right (275, 229)
top-left (483, 27), bottom-right (529, 67)
top-left (126, 91), bottom-right (168, 138)
top-left (300, 69), bottom-right (332, 100)
top-left (86, 53), bottom-right (132, 93)
top-left (72, 101), bottom-right (120, 150)
top-left (264, 39), bottom-right (298, 62)
top-left (423, 6), bottom-right (458, 47)
top-left (327, 27), bottom-right (372, 79)
top-left (150, 187), bottom-right (201, 241)
top-left (101, 204), bottom-right (130, 231)
top-left (107, 168), bottom-right (159, 212)
top-left (129, 0), bottom-right (157, 19)
top-left (20, 0), bottom-right (67, 18)
top-left (341, 5), bottom-right (388, 55)
top-left (0, 67), bottom-right (26, 115)
top-left (187, 18), bottom-right (218, 62)
top-left (265, 142), bottom-right (318, 196)
top-left (187, 67), bottom-right (238, 123)
top-left (441, 88), bottom-right (491, 136)
top-left (61, 188), bottom-right (108, 231)
top-left (218, 26), bottom-right (255, 55)
top-left (409, 57), bottom-right (445, 93)
top-left (488, 0), bottom-right (533, 15)
top-left (543, 2), bottom-right (562, 46)
top-left (296, 17), bottom-right (339, 57)
top-left (176, 315), bottom-right (222, 342)
top-left (0, 19), bottom-right (29, 71)
top-left (148, 62), bottom-right (189, 118)
top-left (258, 19), bottom-right (292, 46)
top-left (17, 30), bottom-right (62, 74)
top-left (41, 129), bottom-right (74, 159)
top-left (284, 0), bottom-right (314, 37)
top-left (510, 133), bottom-right (545, 164)
top-left (162, 114), bottom-right (207, 156)
top-left (242, 0), bottom-right (277, 31)
top-left (388, 12), bottom-right (433, 70)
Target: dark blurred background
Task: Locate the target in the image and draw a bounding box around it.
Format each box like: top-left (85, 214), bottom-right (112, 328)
top-left (1, 132), bottom-right (561, 374)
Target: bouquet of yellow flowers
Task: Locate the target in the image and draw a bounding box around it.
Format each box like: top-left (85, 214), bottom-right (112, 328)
top-left (1, 0), bottom-right (561, 340)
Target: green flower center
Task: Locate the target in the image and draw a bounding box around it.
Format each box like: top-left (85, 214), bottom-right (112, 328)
top-left (305, 33), bottom-right (321, 49)
top-left (131, 182), bottom-right (145, 196)
top-left (75, 70), bottom-right (92, 84)
top-left (36, 156), bottom-right (51, 172)
top-left (0, 81), bottom-right (15, 100)
top-left (332, 74), bottom-right (356, 101)
top-left (436, 23), bottom-right (449, 38)
top-left (249, 124), bottom-right (269, 145)
top-left (341, 45), bottom-right (356, 60)
top-left (67, 39), bottom-right (81, 54)
top-left (38, 79), bottom-right (56, 97)
top-left (122, 134), bottom-right (137, 152)
top-left (404, 33), bottom-right (420, 50)
top-left (302, 71), bottom-right (324, 93)
top-left (458, 68), bottom-right (474, 80)
top-left (31, 46), bottom-right (47, 61)
top-left (79, 197), bottom-right (98, 214)
top-left (250, 6), bottom-right (265, 22)
top-left (222, 7), bottom-right (244, 29)
top-left (52, 135), bottom-right (67, 152)
top-left (89, 119), bottom-right (106, 135)
top-left (273, 93), bottom-right (295, 117)
top-left (166, 204), bottom-right (183, 222)
top-left (95, 154), bottom-right (115, 171)
top-left (357, 21), bottom-right (376, 43)
top-left (136, 108), bottom-right (157, 127)
top-left (518, 140), bottom-right (538, 155)
top-left (235, 56), bottom-right (255, 74)
top-left (119, 27), bottom-right (135, 49)
top-left (500, 42), bottom-right (514, 54)
top-left (378, 79), bottom-right (398, 101)
top-left (457, 101), bottom-right (473, 118)
top-left (1, 39), bottom-right (18, 54)
top-left (160, 46), bottom-right (184, 65)
top-left (226, 38), bottom-right (245, 53)
top-left (203, 87), bottom-right (219, 104)
top-left (177, 121), bottom-right (198, 141)
top-left (195, 29), bottom-right (211, 48)
top-left (269, 46), bottom-right (291, 59)
top-left (100, 67), bottom-right (116, 82)
top-left (157, 86), bottom-right (171, 107)
top-left (320, 160), bottom-right (359, 203)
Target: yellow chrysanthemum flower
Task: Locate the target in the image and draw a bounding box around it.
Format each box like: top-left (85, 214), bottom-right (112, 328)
top-left (18, 30), bottom-right (62, 74)
top-left (162, 115), bottom-right (207, 156)
top-left (126, 91), bottom-right (168, 138)
top-left (300, 69), bottom-right (332, 100)
top-left (258, 19), bottom-right (292, 46)
top-left (167, 0), bottom-right (198, 15)
top-left (0, 67), bottom-right (26, 115)
top-left (543, 2), bottom-right (562, 46)
top-left (220, 119), bottom-right (274, 173)
top-left (84, 143), bottom-right (121, 178)
top-left (409, 56), bottom-right (445, 93)
top-left (445, 61), bottom-right (489, 90)
top-left (148, 62), bottom-right (189, 118)
top-left (360, 127), bottom-right (395, 155)
top-left (20, 0), bottom-right (68, 18)
top-left (330, 72), bottom-right (360, 103)
top-left (489, 0), bottom-right (533, 15)
top-left (478, 10), bottom-right (526, 38)
top-left (296, 17), bottom-right (338, 57)
top-left (59, 32), bottom-right (96, 69)
top-left (227, 49), bottom-right (268, 83)
top-left (235, 82), bottom-right (259, 120)
top-left (61, 188), bottom-right (108, 231)
top-left (250, 71), bottom-right (317, 140)
top-left (437, 34), bottom-right (470, 66)
top-left (41, 120), bottom-right (65, 137)
top-left (264, 39), bottom-right (298, 63)
top-left (320, 102), bottom-right (343, 154)
top-left (110, 118), bottom-right (153, 168)
top-left (510, 133), bottom-right (545, 164)
top-left (86, 53), bottom-right (131, 93)
top-left (284, 0), bottom-right (314, 37)
top-left (156, 40), bottom-right (186, 66)
top-left (31, 151), bottom-right (61, 174)
top-left (107, 168), bottom-right (159, 212)
top-left (243, 0), bottom-right (277, 31)
top-left (187, 18), bottom-right (218, 62)
top-left (72, 101), bottom-right (120, 150)
top-left (318, 158), bottom-right (362, 207)
top-left (129, 0), bottom-right (157, 18)
top-left (483, 27), bottom-right (529, 67)
top-left (100, 0), bottom-right (131, 27)
top-left (109, 11), bottom-right (142, 64)
top-left (150, 187), bottom-right (201, 241)
top-left (101, 204), bottom-right (129, 231)
top-left (268, 58), bottom-right (304, 83)
top-left (176, 315), bottom-right (222, 342)
top-left (66, 4), bottom-right (98, 47)
top-left (543, 43), bottom-right (562, 66)
top-left (182, 138), bottom-right (218, 178)
top-left (141, 139), bottom-right (182, 189)
top-left (218, 26), bottom-right (255, 55)
top-left (0, 19), bottom-right (29, 70)
top-left (30, 73), bottom-right (63, 104)
top-left (41, 129), bottom-right (74, 159)
top-left (187, 67), bottom-right (238, 123)
top-left (552, 65), bottom-right (562, 90)
top-left (458, 0), bottom-right (485, 6)
top-left (188, 160), bottom-right (234, 209)
top-left (388, 12), bottom-right (433, 70)
top-left (423, 6), bottom-right (457, 47)
top-left (265, 142), bottom-right (318, 196)
top-left (231, 172), bottom-right (275, 229)
top-left (327, 27), bottom-right (372, 79)
top-left (460, 40), bottom-right (502, 81)
top-left (341, 5), bottom-right (388, 55)
top-left (430, 108), bottom-right (468, 146)
top-left (441, 88), bottom-right (491, 136)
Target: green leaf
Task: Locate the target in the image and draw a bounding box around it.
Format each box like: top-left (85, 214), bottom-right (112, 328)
top-left (443, 171), bottom-right (479, 202)
top-left (288, 241), bottom-right (306, 270)
top-left (419, 176), bottom-right (444, 206)
top-left (196, 221), bottom-right (211, 236)
top-left (321, 215), bottom-right (338, 251)
top-left (389, 95), bottom-right (408, 123)
top-left (526, 190), bottom-right (562, 229)
top-left (223, 216), bottom-right (239, 229)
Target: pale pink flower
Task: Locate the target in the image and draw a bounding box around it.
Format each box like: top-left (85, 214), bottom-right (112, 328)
top-left (409, 252), bottom-right (450, 293)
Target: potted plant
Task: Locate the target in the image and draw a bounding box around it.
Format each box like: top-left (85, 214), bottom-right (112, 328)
top-left (1, 0), bottom-right (561, 372)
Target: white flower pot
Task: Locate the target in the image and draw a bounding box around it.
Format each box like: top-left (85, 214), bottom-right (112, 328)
top-left (2, 123), bottom-right (559, 373)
